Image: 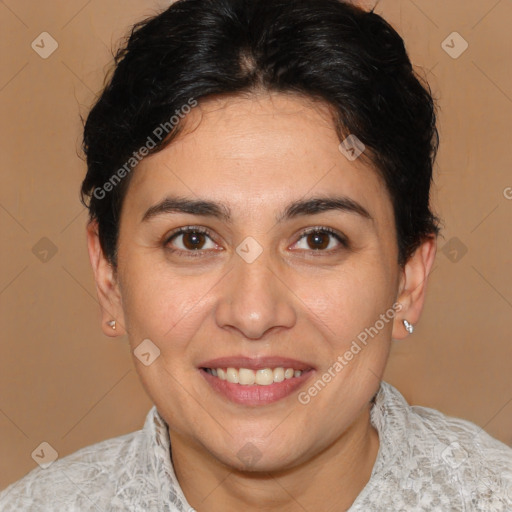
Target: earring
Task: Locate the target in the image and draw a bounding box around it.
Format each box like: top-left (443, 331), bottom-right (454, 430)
top-left (107, 320), bottom-right (116, 330)
top-left (403, 319), bottom-right (414, 334)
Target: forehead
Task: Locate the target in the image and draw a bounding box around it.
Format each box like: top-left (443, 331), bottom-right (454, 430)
top-left (124, 92), bottom-right (392, 225)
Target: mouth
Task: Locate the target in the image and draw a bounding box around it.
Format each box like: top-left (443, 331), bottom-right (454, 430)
top-left (198, 356), bottom-right (315, 406)
top-left (201, 366), bottom-right (309, 385)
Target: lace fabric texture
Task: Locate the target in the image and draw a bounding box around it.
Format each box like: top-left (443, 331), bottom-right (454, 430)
top-left (1, 381), bottom-right (511, 511)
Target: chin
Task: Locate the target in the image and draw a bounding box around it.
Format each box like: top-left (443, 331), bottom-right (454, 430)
top-left (210, 440), bottom-right (306, 474)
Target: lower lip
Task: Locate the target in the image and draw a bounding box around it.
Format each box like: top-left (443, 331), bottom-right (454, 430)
top-left (199, 368), bottom-right (314, 406)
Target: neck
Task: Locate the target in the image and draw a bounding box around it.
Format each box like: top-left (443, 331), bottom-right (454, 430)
top-left (170, 403), bottom-right (380, 512)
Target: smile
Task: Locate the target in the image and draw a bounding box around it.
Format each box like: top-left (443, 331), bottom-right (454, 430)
top-left (203, 366), bottom-right (304, 385)
top-left (199, 367), bottom-right (315, 406)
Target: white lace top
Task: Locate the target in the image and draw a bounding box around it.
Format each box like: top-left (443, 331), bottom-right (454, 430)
top-left (1, 381), bottom-right (511, 511)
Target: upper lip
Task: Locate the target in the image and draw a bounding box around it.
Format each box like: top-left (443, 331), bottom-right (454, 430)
top-left (198, 356), bottom-right (315, 371)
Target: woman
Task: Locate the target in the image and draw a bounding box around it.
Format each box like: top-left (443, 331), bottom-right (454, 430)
top-left (1, 0), bottom-right (511, 510)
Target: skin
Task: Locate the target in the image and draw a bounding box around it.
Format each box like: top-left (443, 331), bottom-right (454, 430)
top-left (87, 92), bottom-right (436, 511)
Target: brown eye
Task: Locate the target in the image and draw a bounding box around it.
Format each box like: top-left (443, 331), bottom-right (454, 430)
top-left (166, 227), bottom-right (218, 254)
top-left (182, 231), bottom-right (207, 250)
top-left (306, 232), bottom-right (330, 250)
top-left (293, 228), bottom-right (347, 253)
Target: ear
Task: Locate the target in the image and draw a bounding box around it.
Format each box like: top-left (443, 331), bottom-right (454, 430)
top-left (86, 220), bottom-right (126, 337)
top-left (392, 236), bottom-right (437, 340)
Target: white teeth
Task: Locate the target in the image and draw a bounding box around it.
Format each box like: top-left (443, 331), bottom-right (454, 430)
top-left (238, 368), bottom-right (255, 385)
top-left (273, 367), bottom-right (285, 382)
top-left (207, 366), bottom-right (305, 385)
top-left (255, 369), bottom-right (274, 386)
top-left (226, 367), bottom-right (239, 384)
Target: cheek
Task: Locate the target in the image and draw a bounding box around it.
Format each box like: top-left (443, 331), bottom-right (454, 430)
top-left (306, 257), bottom-right (397, 342)
top-left (118, 256), bottom-right (219, 345)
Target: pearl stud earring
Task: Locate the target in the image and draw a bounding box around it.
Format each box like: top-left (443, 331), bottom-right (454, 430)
top-left (403, 319), bottom-right (414, 334)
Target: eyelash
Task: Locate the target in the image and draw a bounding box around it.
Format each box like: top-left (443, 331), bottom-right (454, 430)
top-left (164, 226), bottom-right (215, 258)
top-left (163, 226), bottom-right (349, 258)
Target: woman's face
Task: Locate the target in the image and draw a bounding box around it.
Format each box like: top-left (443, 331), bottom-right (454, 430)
top-left (101, 93), bottom-right (408, 471)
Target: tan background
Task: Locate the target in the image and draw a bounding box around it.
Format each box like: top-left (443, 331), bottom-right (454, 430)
top-left (1, 0), bottom-right (511, 490)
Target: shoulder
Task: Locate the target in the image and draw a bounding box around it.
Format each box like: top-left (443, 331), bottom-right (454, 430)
top-left (408, 393), bottom-right (512, 472)
top-left (0, 422), bottom-right (148, 511)
top-left (367, 382), bottom-right (512, 510)
top-left (411, 399), bottom-right (512, 508)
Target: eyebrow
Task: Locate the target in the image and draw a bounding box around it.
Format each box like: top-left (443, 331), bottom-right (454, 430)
top-left (141, 195), bottom-right (373, 223)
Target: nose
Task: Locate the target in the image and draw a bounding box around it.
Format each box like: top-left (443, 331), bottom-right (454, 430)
top-left (215, 252), bottom-right (297, 340)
